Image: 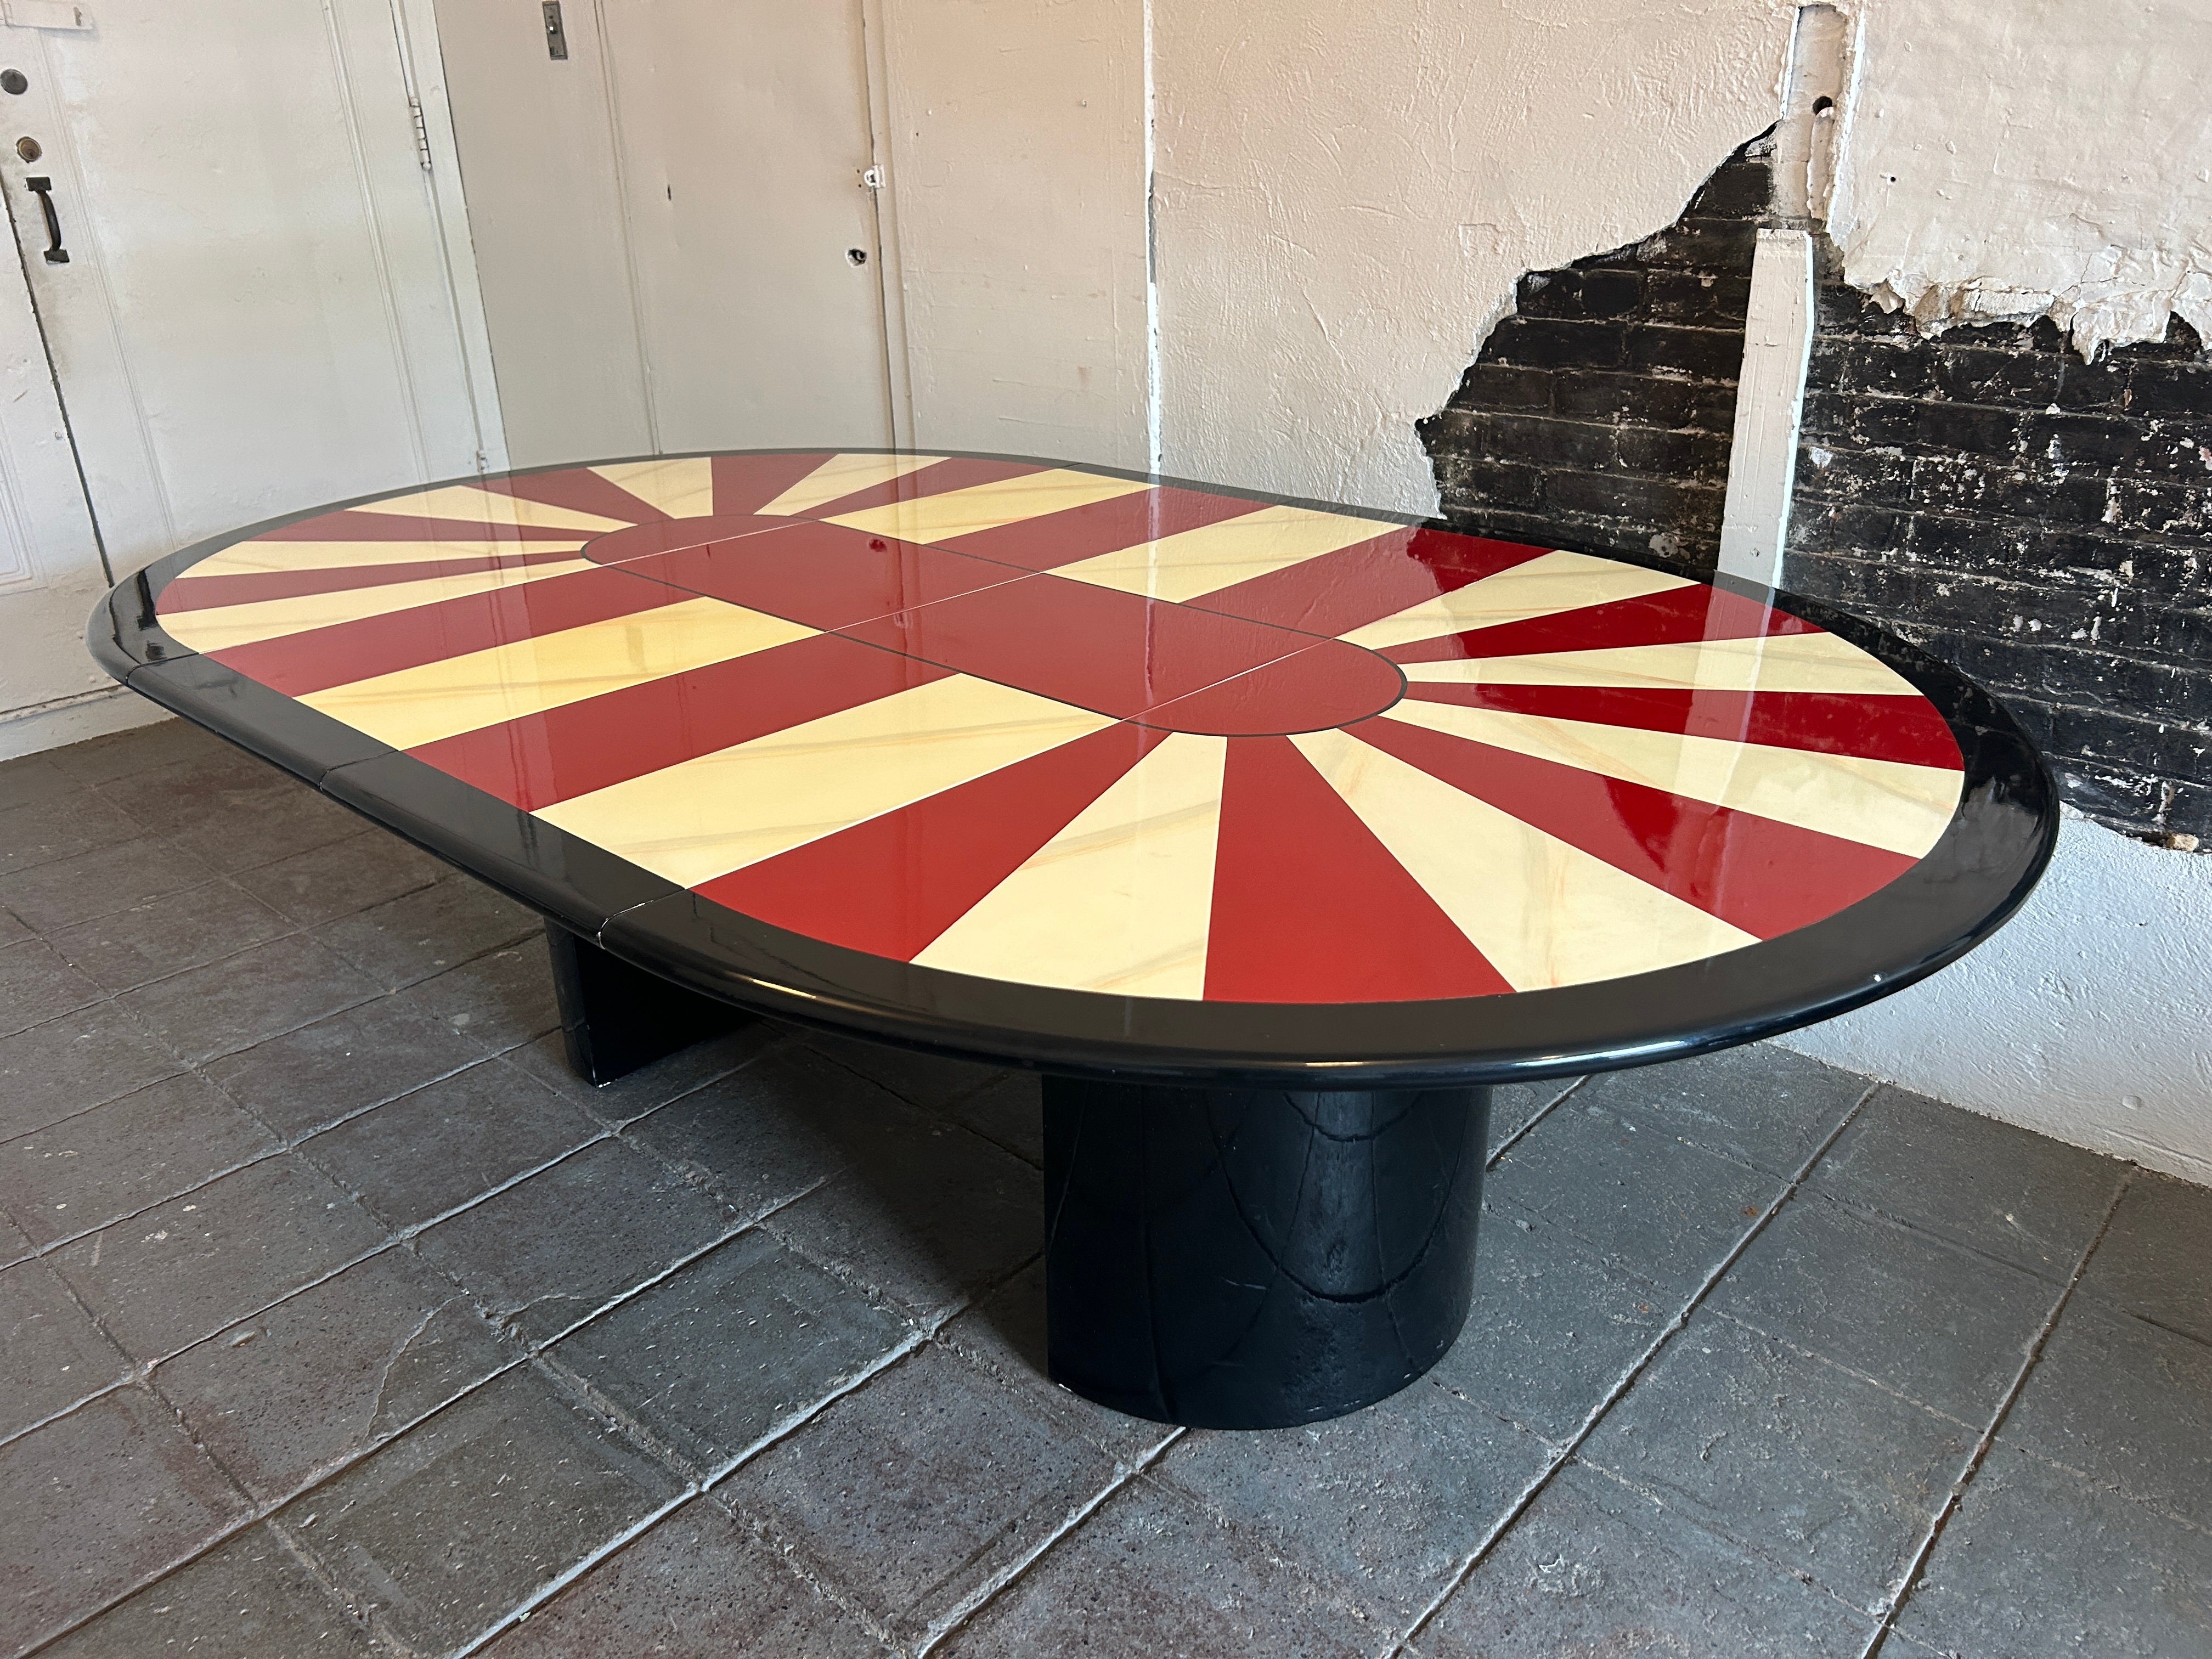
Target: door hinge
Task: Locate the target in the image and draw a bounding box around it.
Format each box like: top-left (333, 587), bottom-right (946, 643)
top-left (406, 96), bottom-right (433, 173)
top-left (0, 1), bottom-right (92, 32)
top-left (861, 166), bottom-right (884, 191)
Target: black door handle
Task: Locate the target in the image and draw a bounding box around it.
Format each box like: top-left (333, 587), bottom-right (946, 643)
top-left (24, 174), bottom-right (66, 263)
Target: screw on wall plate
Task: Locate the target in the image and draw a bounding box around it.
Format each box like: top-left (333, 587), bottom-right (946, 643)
top-left (847, 248), bottom-right (868, 266)
top-left (0, 70), bottom-right (26, 95)
top-left (15, 137), bottom-right (38, 162)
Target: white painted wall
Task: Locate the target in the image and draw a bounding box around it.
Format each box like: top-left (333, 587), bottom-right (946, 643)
top-left (1778, 815), bottom-right (2212, 1183)
top-left (1828, 0), bottom-right (2212, 358)
top-left (878, 0), bottom-right (1150, 469)
top-left (878, 0), bottom-right (2211, 1178)
top-left (1149, 0), bottom-right (1795, 512)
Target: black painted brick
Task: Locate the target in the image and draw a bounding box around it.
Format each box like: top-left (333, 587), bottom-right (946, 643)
top-left (1915, 402), bottom-right (2028, 459)
top-left (1625, 324), bottom-right (1745, 380)
top-left (1933, 347), bottom-right (2062, 407)
top-left (1475, 413), bottom-right (1621, 471)
top-left (1635, 216), bottom-right (1760, 271)
top-left (1418, 133), bottom-right (2212, 840)
top-left (1449, 362), bottom-right (1553, 415)
top-left (1553, 371), bottom-right (1737, 432)
top-left (1484, 317), bottom-right (1627, 371)
top-left (2127, 359), bottom-right (2212, 417)
top-left (1844, 341), bottom-right (1941, 398)
top-left (1517, 268), bottom-right (1645, 320)
top-left (1545, 468), bottom-right (1723, 527)
top-left (1643, 270), bottom-right (1754, 325)
top-left (1616, 425), bottom-right (1730, 478)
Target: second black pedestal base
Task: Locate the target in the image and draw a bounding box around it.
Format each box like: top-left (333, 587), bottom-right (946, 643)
top-left (1043, 1077), bottom-right (1489, 1429)
top-left (544, 922), bottom-right (756, 1086)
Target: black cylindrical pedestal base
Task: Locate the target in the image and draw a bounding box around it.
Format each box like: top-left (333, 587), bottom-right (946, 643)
top-left (1042, 1077), bottom-right (1489, 1429)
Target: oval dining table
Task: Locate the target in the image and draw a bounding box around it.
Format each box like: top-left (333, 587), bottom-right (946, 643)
top-left (89, 447), bottom-right (2057, 1429)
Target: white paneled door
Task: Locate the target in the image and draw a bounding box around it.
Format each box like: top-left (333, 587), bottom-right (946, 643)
top-left (0, 1), bottom-right (498, 753)
top-left (437, 0), bottom-right (893, 467)
top-left (0, 0), bottom-right (496, 580)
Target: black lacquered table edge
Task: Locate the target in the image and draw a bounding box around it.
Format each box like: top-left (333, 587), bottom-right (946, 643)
top-left (88, 450), bottom-right (2061, 1428)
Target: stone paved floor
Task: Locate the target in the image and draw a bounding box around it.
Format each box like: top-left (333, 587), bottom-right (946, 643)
top-left (2, 716), bottom-right (2209, 1658)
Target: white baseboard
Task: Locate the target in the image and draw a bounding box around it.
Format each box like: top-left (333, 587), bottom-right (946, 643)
top-left (0, 684), bottom-right (171, 761)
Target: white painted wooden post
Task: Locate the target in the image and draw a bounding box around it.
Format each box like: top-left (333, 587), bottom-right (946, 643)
top-left (1715, 2), bottom-right (1847, 591)
top-left (1716, 227), bottom-right (1817, 588)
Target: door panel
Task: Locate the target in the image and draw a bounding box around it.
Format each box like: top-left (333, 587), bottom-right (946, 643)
top-left (434, 0), bottom-right (654, 466)
top-left (0, 212), bottom-right (114, 751)
top-left (0, 1), bottom-right (489, 578)
top-left (436, 0), bottom-right (890, 466)
top-left (600, 0), bottom-right (889, 450)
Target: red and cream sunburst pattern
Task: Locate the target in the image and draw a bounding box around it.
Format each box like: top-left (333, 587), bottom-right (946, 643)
top-left (149, 451), bottom-right (1966, 1005)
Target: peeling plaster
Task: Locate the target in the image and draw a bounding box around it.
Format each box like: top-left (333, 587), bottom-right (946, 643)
top-left (1150, 0), bottom-right (1798, 513)
top-left (1828, 1), bottom-right (2212, 359)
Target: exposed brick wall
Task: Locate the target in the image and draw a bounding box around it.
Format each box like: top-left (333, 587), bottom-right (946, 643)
top-left (1419, 138), bottom-right (2212, 847)
top-left (1416, 138), bottom-right (1767, 572)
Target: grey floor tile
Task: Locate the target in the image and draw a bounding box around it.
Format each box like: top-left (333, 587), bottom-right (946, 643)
top-left (2075, 1171), bottom-right (2212, 1346)
top-left (155, 1245), bottom-right (513, 1504)
top-left (0, 1256), bottom-right (131, 1440)
top-left (1575, 1043), bottom-right (1872, 1177)
top-left (312, 877), bottom-right (542, 990)
top-left (935, 1258), bottom-right (1175, 1463)
top-left (1582, 1311), bottom-right (1975, 1612)
top-left (45, 714), bottom-right (225, 786)
top-left (1428, 1207), bottom-right (1672, 1443)
top-left (286, 1367), bottom-right (686, 1657)
top-left (0, 938), bottom-right (103, 1037)
top-left (35, 1522), bottom-right (376, 1657)
top-left (0, 1000), bottom-right (183, 1141)
top-left (933, 1472), bottom-right (1373, 1658)
top-left (0, 1204), bottom-right (28, 1268)
top-left (713, 1343), bottom-right (1126, 1649)
top-left (298, 1063), bottom-right (600, 1231)
top-left (0, 1072), bottom-right (276, 1248)
top-left (233, 827), bottom-right (449, 927)
top-left (0, 834), bottom-right (220, 934)
top-left (201, 995), bottom-right (491, 1141)
top-left (1418, 1460), bottom-right (1876, 1658)
top-left (0, 749), bottom-right (86, 810)
top-left (767, 1112), bottom-right (1042, 1323)
top-left (2001, 1300), bottom-right (2212, 1528)
top-left (1810, 1086), bottom-right (2120, 1279)
top-left (1486, 1076), bottom-right (1575, 1155)
top-left (550, 1227), bottom-right (908, 1472)
top-left (1708, 1193), bottom-right (2054, 1423)
top-left (1485, 1099), bottom-right (1778, 1296)
top-left (477, 1497), bottom-right (890, 1657)
top-left (802, 1028), bottom-right (1006, 1109)
top-left (0, 789), bottom-right (143, 878)
top-left (413, 1136), bottom-right (738, 1345)
top-left (0, 902), bottom-right (26, 946)
top-left (505, 1021), bottom-right (784, 1127)
top-left (118, 933), bottom-right (381, 1064)
top-left (627, 1043), bottom-right (933, 1220)
top-left (49, 878), bottom-right (294, 992)
top-left (101, 759), bottom-right (362, 875)
top-left (50, 1153), bottom-right (388, 1362)
top-left (1892, 1443), bottom-right (2212, 1659)
top-left (1159, 1378), bottom-right (1554, 1625)
top-left (0, 1386), bottom-right (253, 1655)
top-left (385, 934), bottom-right (561, 1054)
top-left (938, 1070), bottom-right (1045, 1166)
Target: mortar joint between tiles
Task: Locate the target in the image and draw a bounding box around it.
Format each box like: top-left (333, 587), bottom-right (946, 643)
top-left (1856, 1164), bottom-right (2140, 1658)
top-left (1385, 1084), bottom-right (1877, 1657)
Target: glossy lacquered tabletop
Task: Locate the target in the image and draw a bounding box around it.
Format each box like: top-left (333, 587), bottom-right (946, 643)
top-left (92, 449), bottom-right (2056, 1086)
